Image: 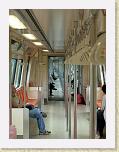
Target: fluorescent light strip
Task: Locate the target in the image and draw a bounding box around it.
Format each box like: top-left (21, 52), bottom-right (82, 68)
top-left (33, 42), bottom-right (43, 46)
top-left (22, 34), bottom-right (37, 40)
top-left (9, 15), bottom-right (27, 29)
top-left (42, 49), bottom-right (49, 52)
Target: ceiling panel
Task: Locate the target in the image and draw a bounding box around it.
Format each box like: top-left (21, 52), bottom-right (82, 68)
top-left (32, 9), bottom-right (78, 51)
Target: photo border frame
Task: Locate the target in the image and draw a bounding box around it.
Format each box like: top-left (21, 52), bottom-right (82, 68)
top-left (0, 0), bottom-right (115, 149)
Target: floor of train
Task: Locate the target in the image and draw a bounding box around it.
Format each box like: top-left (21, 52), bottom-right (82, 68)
top-left (30, 101), bottom-right (90, 139)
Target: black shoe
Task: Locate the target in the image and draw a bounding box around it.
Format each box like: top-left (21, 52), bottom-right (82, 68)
top-left (39, 131), bottom-right (51, 135)
top-left (52, 88), bottom-right (57, 90)
top-left (41, 112), bottom-right (47, 118)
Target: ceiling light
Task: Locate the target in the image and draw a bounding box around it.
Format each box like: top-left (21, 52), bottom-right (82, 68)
top-left (42, 49), bottom-right (49, 52)
top-left (9, 15), bottom-right (27, 29)
top-left (33, 42), bottom-right (43, 46)
top-left (22, 34), bottom-right (37, 40)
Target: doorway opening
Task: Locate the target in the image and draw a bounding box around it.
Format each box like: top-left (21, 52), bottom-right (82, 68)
top-left (48, 56), bottom-right (64, 101)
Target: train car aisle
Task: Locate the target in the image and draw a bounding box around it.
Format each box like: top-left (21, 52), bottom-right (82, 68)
top-left (77, 105), bottom-right (90, 139)
top-left (30, 101), bottom-right (90, 139)
top-left (31, 101), bottom-right (68, 139)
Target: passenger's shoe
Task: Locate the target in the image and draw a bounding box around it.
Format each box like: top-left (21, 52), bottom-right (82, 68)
top-left (99, 136), bottom-right (105, 139)
top-left (41, 112), bottom-right (47, 118)
top-left (39, 131), bottom-right (51, 135)
top-left (52, 88), bottom-right (57, 90)
top-left (95, 134), bottom-right (100, 139)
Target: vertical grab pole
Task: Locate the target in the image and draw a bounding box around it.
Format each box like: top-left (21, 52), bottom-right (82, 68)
top-left (23, 57), bottom-right (27, 108)
top-left (81, 66), bottom-right (83, 94)
top-left (74, 64), bottom-right (77, 138)
top-left (78, 65), bottom-right (81, 94)
top-left (65, 64), bottom-right (69, 131)
top-left (90, 64), bottom-right (97, 138)
top-left (22, 43), bottom-right (30, 139)
top-left (37, 50), bottom-right (41, 108)
top-left (73, 21), bottom-right (78, 139)
top-left (9, 32), bottom-right (12, 125)
top-left (68, 64), bottom-right (72, 138)
top-left (23, 41), bottom-right (27, 108)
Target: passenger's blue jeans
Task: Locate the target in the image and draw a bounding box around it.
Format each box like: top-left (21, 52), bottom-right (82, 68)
top-left (29, 108), bottom-right (45, 133)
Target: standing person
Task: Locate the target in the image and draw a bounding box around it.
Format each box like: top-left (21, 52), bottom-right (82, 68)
top-left (49, 73), bottom-right (57, 96)
top-left (102, 84), bottom-right (106, 138)
top-left (96, 83), bottom-right (104, 108)
top-left (97, 84), bottom-right (106, 139)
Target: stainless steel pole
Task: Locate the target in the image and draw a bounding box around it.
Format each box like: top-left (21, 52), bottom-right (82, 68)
top-left (89, 64), bottom-right (97, 138)
top-left (65, 64), bottom-right (69, 131)
top-left (81, 66), bottom-right (83, 94)
top-left (38, 50), bottom-right (41, 109)
top-left (22, 41), bottom-right (28, 108)
top-left (9, 32), bottom-right (12, 125)
top-left (73, 21), bottom-right (78, 139)
top-left (74, 64), bottom-right (77, 138)
top-left (23, 56), bottom-right (27, 108)
top-left (68, 64), bottom-right (72, 138)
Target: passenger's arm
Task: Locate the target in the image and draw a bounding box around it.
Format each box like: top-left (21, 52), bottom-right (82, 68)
top-left (33, 100), bottom-right (38, 107)
top-left (12, 96), bottom-right (23, 108)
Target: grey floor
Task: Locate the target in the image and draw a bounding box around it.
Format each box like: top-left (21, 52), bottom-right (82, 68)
top-left (30, 101), bottom-right (90, 139)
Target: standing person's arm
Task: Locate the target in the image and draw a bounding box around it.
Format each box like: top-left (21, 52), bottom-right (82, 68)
top-left (102, 95), bottom-right (106, 110)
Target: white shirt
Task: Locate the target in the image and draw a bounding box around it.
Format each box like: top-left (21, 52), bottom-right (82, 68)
top-left (102, 94), bottom-right (106, 121)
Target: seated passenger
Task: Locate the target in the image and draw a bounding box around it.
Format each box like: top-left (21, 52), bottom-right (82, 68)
top-left (26, 103), bottom-right (50, 135)
top-left (77, 93), bottom-right (86, 105)
top-left (11, 85), bottom-right (51, 135)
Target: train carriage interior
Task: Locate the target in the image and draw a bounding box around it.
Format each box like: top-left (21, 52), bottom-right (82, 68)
top-left (9, 9), bottom-right (106, 139)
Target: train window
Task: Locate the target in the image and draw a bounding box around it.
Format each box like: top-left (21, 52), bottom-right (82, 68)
top-left (14, 59), bottom-right (23, 87)
top-left (11, 39), bottom-right (23, 52)
top-left (97, 65), bottom-right (101, 84)
top-left (25, 62), bottom-right (29, 85)
top-left (102, 65), bottom-right (106, 83)
top-left (99, 65), bottom-right (104, 85)
top-left (11, 58), bottom-right (17, 84)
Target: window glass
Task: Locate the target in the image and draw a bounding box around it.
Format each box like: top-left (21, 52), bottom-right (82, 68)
top-left (11, 58), bottom-right (17, 85)
top-left (14, 59), bottom-right (23, 87)
top-left (25, 62), bottom-right (29, 85)
top-left (97, 65), bottom-right (101, 84)
top-left (99, 65), bottom-right (104, 85)
top-left (102, 65), bottom-right (106, 84)
top-left (11, 39), bottom-right (22, 52)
